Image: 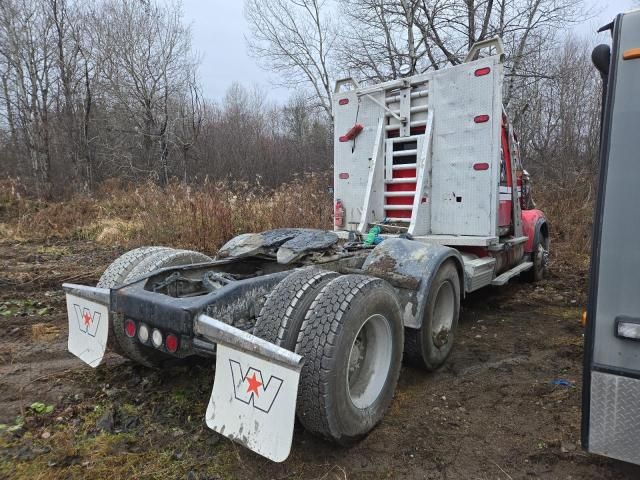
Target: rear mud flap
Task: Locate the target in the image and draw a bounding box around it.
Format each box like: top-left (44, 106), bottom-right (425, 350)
top-left (206, 344), bottom-right (301, 462)
top-left (196, 314), bottom-right (304, 462)
top-left (63, 284), bottom-right (110, 368)
top-left (61, 284), bottom-right (303, 462)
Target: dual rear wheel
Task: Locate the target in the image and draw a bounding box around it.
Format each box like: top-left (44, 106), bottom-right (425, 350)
top-left (254, 264), bottom-right (460, 444)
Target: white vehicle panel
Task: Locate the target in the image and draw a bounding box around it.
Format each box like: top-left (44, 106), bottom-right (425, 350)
top-left (429, 58), bottom-right (502, 236)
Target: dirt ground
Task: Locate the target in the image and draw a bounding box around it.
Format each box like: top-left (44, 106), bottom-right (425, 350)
top-left (1, 240), bottom-right (640, 480)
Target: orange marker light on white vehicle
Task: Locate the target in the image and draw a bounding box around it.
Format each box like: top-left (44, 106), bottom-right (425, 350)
top-left (623, 48), bottom-right (640, 60)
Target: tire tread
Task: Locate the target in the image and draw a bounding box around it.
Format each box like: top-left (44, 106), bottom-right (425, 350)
top-left (296, 275), bottom-right (400, 442)
top-left (253, 268), bottom-right (338, 349)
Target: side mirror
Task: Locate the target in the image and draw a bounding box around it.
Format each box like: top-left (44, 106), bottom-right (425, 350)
top-left (592, 44), bottom-right (611, 78)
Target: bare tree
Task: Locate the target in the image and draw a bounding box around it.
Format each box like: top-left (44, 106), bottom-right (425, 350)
top-left (0, 0), bottom-right (56, 194)
top-left (245, 0), bottom-right (336, 119)
top-left (337, 0), bottom-right (587, 106)
top-left (90, 0), bottom-right (198, 185)
top-left (515, 37), bottom-right (601, 183)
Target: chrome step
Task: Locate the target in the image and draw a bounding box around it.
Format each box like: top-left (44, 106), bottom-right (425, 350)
top-left (392, 163), bottom-right (417, 170)
top-left (384, 205), bottom-right (413, 211)
top-left (392, 149), bottom-right (417, 157)
top-left (491, 262), bottom-right (533, 286)
top-left (384, 191), bottom-right (416, 197)
top-left (385, 177), bottom-right (417, 184)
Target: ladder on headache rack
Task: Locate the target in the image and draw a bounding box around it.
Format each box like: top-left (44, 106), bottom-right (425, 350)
top-left (357, 79), bottom-right (434, 237)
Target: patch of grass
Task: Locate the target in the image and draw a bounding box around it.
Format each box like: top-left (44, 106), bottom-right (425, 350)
top-left (0, 299), bottom-right (51, 317)
top-left (36, 245), bottom-right (70, 256)
top-left (1, 395), bottom-right (237, 480)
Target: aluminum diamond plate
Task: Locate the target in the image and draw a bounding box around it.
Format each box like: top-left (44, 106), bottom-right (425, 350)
top-left (589, 371), bottom-right (640, 464)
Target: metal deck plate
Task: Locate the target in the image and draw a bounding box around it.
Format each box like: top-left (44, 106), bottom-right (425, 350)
top-left (589, 371), bottom-right (640, 465)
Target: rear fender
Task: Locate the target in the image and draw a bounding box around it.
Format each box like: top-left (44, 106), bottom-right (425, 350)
top-left (361, 238), bottom-right (464, 329)
top-left (522, 209), bottom-right (549, 253)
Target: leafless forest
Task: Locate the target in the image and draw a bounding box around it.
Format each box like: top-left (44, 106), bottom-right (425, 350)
top-left (0, 0), bottom-right (601, 198)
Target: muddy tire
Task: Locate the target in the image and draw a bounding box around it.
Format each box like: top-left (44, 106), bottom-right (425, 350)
top-left (126, 249), bottom-right (212, 283)
top-left (97, 246), bottom-right (173, 356)
top-left (524, 239), bottom-right (549, 283)
top-left (404, 260), bottom-right (460, 371)
top-left (296, 275), bottom-right (403, 445)
top-left (97, 246), bottom-right (171, 289)
top-left (253, 268), bottom-right (338, 350)
top-left (113, 248), bottom-right (213, 368)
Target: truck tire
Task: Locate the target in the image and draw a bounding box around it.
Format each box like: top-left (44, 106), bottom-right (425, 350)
top-left (404, 260), bottom-right (460, 371)
top-left (97, 246), bottom-right (173, 356)
top-left (126, 249), bottom-right (212, 283)
top-left (524, 240), bottom-right (548, 283)
top-left (253, 268), bottom-right (338, 350)
top-left (97, 246), bottom-right (171, 289)
top-left (113, 248), bottom-right (213, 368)
top-left (295, 275), bottom-right (403, 445)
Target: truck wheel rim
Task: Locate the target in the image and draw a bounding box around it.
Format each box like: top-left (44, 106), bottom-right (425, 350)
top-left (347, 314), bottom-right (393, 409)
top-left (535, 243), bottom-right (547, 274)
top-left (432, 281), bottom-right (455, 348)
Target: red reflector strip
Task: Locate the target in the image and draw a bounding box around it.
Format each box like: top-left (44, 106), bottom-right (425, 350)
top-left (124, 319), bottom-right (136, 338)
top-left (392, 169), bottom-right (417, 179)
top-left (338, 98), bottom-right (349, 105)
top-left (474, 115), bottom-right (490, 123)
top-left (473, 162), bottom-right (490, 171)
top-left (339, 172), bottom-right (349, 179)
top-left (385, 209), bottom-right (412, 218)
top-left (386, 196), bottom-right (414, 205)
top-left (386, 182), bottom-right (416, 192)
top-left (474, 67), bottom-right (491, 76)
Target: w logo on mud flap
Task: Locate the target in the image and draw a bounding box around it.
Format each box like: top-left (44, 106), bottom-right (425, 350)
top-left (229, 360), bottom-right (284, 413)
top-left (72, 304), bottom-right (102, 337)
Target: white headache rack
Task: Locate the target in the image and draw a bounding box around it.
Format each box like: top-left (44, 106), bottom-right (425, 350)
top-left (333, 37), bottom-right (504, 248)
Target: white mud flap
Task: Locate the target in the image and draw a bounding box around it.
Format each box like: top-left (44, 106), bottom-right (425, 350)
top-left (197, 315), bottom-right (303, 462)
top-left (206, 344), bottom-right (301, 462)
top-left (64, 285), bottom-right (110, 368)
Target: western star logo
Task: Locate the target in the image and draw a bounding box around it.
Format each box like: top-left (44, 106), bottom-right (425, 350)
top-left (229, 360), bottom-right (284, 413)
top-left (73, 304), bottom-right (102, 337)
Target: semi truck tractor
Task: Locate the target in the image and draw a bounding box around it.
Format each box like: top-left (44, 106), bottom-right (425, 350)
top-left (63, 37), bottom-right (549, 462)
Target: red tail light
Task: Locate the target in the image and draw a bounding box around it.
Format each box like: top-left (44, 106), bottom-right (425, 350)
top-left (474, 115), bottom-right (490, 123)
top-left (124, 319), bottom-right (136, 338)
top-left (165, 334), bottom-right (179, 353)
top-left (474, 67), bottom-right (491, 76)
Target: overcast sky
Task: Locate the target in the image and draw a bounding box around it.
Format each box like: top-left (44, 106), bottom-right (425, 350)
top-left (181, 0), bottom-right (636, 104)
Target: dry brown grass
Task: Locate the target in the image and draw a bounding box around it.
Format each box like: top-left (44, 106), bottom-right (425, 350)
top-left (535, 177), bottom-right (595, 276)
top-left (1, 174), bottom-right (595, 278)
top-left (0, 174), bottom-right (333, 254)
